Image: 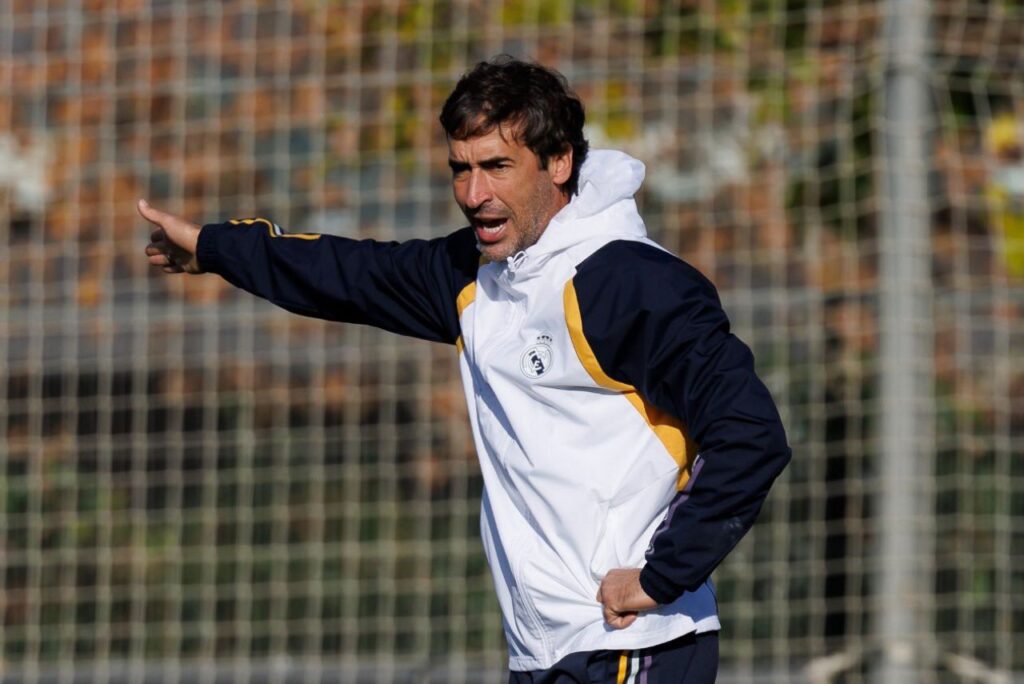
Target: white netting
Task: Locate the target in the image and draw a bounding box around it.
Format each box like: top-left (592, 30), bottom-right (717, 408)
top-left (1, 1), bottom-right (1022, 682)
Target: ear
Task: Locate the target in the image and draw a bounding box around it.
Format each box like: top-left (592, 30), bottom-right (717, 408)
top-left (548, 146), bottom-right (573, 186)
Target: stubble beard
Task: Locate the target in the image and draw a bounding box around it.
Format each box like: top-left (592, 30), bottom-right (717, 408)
top-left (479, 215), bottom-right (544, 263)
top-left (478, 185), bottom-right (561, 263)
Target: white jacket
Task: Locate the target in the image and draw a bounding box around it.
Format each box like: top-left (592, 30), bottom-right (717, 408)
top-left (454, 151), bottom-right (719, 670)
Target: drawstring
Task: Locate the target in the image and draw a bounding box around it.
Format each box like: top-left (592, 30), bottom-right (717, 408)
top-left (507, 251), bottom-right (528, 272)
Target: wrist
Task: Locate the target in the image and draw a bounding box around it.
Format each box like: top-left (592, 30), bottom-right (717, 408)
top-left (638, 565), bottom-right (678, 605)
top-left (194, 223), bottom-right (221, 274)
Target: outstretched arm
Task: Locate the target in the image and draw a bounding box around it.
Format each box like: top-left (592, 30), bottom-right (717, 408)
top-left (140, 200), bottom-right (480, 344)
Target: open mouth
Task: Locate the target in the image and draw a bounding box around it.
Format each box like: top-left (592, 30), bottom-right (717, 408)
top-left (473, 217), bottom-right (508, 243)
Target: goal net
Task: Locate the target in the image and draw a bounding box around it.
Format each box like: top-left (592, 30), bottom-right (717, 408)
top-left (1, 1), bottom-right (1022, 681)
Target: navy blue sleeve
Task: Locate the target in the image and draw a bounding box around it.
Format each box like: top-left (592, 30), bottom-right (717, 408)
top-left (195, 218), bottom-right (479, 344)
top-left (572, 241), bottom-right (791, 604)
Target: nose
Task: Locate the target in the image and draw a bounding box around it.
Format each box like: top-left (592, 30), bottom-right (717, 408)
top-left (464, 169), bottom-right (492, 209)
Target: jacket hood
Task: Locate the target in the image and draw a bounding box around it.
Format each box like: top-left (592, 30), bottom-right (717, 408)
top-left (566, 149), bottom-right (646, 221)
top-left (517, 149), bottom-right (647, 263)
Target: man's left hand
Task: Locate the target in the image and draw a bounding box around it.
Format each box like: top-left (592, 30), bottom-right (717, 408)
top-left (596, 568), bottom-right (658, 629)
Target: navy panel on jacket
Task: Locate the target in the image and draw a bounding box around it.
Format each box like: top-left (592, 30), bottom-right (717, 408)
top-left (570, 240), bottom-right (791, 604)
top-left (196, 221), bottom-right (480, 344)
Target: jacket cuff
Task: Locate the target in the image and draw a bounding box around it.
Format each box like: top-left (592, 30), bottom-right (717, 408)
top-left (195, 222), bottom-right (228, 273)
top-left (639, 564), bottom-right (684, 605)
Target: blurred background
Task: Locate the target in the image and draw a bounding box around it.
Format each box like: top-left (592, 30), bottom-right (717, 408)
top-left (1, 1), bottom-right (1022, 682)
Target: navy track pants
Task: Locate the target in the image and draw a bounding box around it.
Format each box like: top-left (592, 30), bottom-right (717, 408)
top-left (508, 631), bottom-right (719, 684)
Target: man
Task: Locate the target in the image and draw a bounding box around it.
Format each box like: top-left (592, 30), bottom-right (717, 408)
top-left (142, 57), bottom-right (790, 683)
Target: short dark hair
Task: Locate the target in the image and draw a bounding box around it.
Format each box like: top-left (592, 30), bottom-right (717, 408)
top-left (440, 56), bottom-right (589, 196)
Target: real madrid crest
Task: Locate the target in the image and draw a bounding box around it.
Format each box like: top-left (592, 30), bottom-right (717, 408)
top-left (520, 333), bottom-right (554, 378)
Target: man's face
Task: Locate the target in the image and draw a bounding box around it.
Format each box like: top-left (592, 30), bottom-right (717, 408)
top-left (448, 126), bottom-right (572, 262)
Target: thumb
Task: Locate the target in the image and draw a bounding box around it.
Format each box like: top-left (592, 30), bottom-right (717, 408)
top-left (137, 198), bottom-right (167, 226)
top-left (137, 197), bottom-right (177, 227)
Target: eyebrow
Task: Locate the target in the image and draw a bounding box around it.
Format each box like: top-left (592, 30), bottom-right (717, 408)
top-left (448, 156), bottom-right (514, 170)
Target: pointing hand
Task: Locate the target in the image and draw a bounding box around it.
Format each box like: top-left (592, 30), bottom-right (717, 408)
top-left (140, 199), bottom-right (204, 274)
